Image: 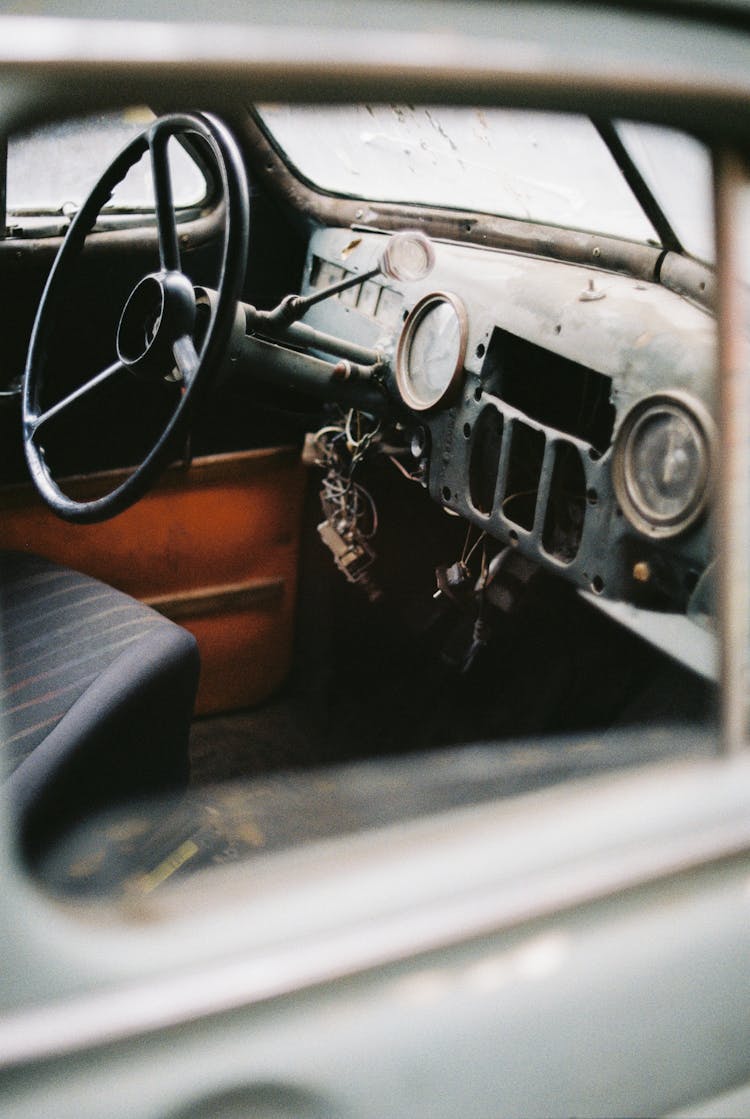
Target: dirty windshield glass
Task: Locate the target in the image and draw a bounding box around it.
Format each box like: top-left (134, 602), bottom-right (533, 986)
top-left (258, 105), bottom-right (660, 244)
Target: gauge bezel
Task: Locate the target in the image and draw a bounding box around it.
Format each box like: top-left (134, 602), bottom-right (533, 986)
top-left (395, 291), bottom-right (468, 413)
top-left (612, 390), bottom-right (715, 539)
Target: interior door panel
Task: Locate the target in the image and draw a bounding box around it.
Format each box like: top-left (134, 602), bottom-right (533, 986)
top-left (0, 448), bottom-right (307, 714)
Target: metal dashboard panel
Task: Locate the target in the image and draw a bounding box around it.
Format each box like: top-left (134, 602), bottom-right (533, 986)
top-left (302, 227), bottom-right (716, 607)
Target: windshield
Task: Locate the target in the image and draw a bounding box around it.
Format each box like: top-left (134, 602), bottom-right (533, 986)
top-left (258, 104), bottom-right (714, 259)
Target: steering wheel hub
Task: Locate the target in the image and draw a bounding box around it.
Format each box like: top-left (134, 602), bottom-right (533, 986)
top-left (117, 271), bottom-right (196, 381)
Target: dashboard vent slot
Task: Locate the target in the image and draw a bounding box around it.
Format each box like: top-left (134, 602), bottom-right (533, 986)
top-left (469, 406), bottom-right (504, 514)
top-left (482, 327), bottom-right (615, 453)
top-left (503, 421), bottom-right (544, 530)
top-left (542, 441), bottom-right (586, 563)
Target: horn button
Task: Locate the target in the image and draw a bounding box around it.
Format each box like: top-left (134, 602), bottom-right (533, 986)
top-left (117, 271), bottom-right (197, 380)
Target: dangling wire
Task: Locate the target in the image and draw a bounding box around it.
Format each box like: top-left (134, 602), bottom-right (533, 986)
top-left (460, 525), bottom-right (486, 568)
top-left (309, 409), bottom-right (382, 598)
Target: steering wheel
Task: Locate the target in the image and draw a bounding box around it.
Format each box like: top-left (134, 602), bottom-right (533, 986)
top-left (22, 112), bottom-right (249, 524)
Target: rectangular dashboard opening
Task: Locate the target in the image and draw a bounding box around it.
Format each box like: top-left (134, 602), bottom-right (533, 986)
top-left (482, 327), bottom-right (615, 453)
top-left (503, 421), bottom-right (544, 530)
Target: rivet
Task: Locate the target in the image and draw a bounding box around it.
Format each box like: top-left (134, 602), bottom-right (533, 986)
top-left (633, 561), bottom-right (651, 583)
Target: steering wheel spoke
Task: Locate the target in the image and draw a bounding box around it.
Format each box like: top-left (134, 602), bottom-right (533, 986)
top-left (149, 123), bottom-right (181, 274)
top-left (27, 360), bottom-right (126, 442)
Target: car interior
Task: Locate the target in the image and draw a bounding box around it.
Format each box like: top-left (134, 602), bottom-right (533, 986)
top-left (0, 101), bottom-right (720, 896)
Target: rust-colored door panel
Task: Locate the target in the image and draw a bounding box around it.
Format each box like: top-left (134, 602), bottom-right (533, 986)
top-left (0, 448), bottom-right (307, 715)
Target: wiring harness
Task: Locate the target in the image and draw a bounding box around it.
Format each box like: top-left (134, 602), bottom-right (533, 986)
top-left (305, 410), bottom-right (383, 601)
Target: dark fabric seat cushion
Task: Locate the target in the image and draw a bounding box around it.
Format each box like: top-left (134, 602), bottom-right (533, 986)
top-left (0, 551), bottom-right (199, 856)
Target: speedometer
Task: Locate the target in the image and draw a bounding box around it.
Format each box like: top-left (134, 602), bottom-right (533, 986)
top-left (395, 292), bottom-right (467, 411)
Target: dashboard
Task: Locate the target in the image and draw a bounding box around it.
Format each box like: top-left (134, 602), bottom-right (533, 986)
top-left (298, 227), bottom-right (716, 623)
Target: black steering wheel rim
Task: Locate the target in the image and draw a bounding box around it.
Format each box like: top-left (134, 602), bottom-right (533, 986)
top-left (22, 112), bottom-right (249, 524)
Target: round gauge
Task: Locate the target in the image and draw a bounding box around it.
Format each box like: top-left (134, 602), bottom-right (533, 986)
top-left (379, 231), bottom-right (436, 283)
top-left (395, 292), bottom-right (467, 411)
top-left (613, 391), bottom-right (715, 538)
